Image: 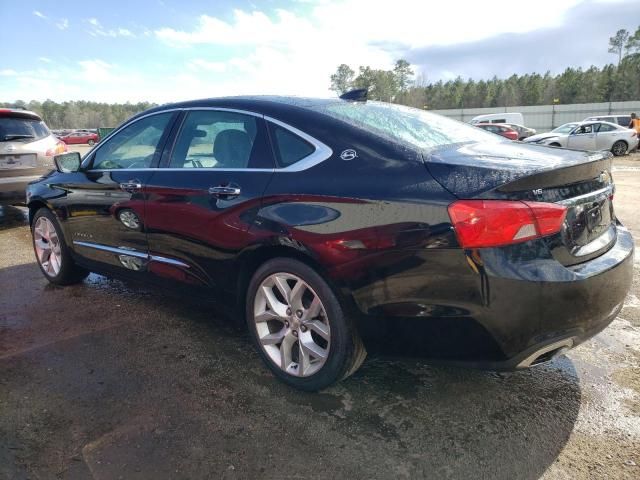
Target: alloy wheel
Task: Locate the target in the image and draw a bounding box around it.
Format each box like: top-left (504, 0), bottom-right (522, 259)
top-left (33, 217), bottom-right (62, 277)
top-left (612, 141), bottom-right (626, 156)
top-left (254, 273), bottom-right (331, 377)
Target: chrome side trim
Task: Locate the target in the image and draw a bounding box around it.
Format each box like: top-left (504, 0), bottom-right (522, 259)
top-left (264, 115), bottom-right (333, 172)
top-left (82, 106), bottom-right (333, 173)
top-left (516, 338), bottom-right (574, 368)
top-left (73, 241), bottom-right (148, 258)
top-left (73, 240), bottom-right (189, 268)
top-left (148, 254), bottom-right (190, 268)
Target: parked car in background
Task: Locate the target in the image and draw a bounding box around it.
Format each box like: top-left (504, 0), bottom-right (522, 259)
top-left (475, 123), bottom-right (519, 140)
top-left (59, 131), bottom-right (99, 146)
top-left (25, 96), bottom-right (633, 390)
top-left (469, 112), bottom-right (524, 126)
top-left (524, 123), bottom-right (580, 144)
top-left (502, 123), bottom-right (536, 140)
top-left (0, 108), bottom-right (66, 204)
top-left (583, 115), bottom-right (632, 127)
top-left (523, 121), bottom-right (637, 156)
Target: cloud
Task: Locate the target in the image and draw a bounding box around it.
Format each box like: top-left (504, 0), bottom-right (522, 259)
top-left (187, 59), bottom-right (227, 73)
top-left (78, 60), bottom-right (115, 82)
top-left (38, 57), bottom-right (52, 63)
top-left (85, 18), bottom-right (136, 38)
top-left (32, 10), bottom-right (47, 19)
top-left (151, 0), bottom-right (591, 98)
top-left (0, 69), bottom-right (17, 76)
top-left (56, 18), bottom-right (69, 30)
top-left (405, 0), bottom-right (640, 82)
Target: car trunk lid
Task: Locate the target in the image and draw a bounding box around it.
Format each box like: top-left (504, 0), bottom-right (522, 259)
top-left (424, 141), bottom-right (616, 265)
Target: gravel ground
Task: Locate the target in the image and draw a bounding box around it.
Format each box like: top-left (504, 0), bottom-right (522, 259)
top-left (0, 153), bottom-right (639, 479)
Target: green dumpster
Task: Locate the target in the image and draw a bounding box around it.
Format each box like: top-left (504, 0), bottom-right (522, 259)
top-left (98, 127), bottom-right (116, 142)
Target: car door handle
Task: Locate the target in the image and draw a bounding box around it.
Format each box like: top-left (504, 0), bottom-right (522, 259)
top-left (119, 181), bottom-right (142, 192)
top-left (208, 186), bottom-right (241, 197)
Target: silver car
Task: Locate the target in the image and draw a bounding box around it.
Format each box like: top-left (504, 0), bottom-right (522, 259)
top-left (0, 109), bottom-right (67, 204)
top-left (523, 121), bottom-right (638, 156)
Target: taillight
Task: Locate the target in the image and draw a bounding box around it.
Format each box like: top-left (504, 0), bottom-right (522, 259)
top-left (448, 200), bottom-right (567, 248)
top-left (45, 141), bottom-right (67, 157)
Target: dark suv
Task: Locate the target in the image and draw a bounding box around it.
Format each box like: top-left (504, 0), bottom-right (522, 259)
top-left (0, 108), bottom-right (66, 204)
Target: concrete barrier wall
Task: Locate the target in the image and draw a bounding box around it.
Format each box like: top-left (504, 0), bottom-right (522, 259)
top-left (431, 101), bottom-right (640, 132)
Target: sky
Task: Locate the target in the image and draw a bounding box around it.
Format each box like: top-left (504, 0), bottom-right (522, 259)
top-left (0, 0), bottom-right (637, 103)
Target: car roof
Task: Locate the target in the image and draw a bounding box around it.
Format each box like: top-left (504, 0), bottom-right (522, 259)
top-left (140, 96), bottom-right (341, 118)
top-left (0, 108), bottom-right (42, 121)
top-left (124, 96), bottom-right (365, 137)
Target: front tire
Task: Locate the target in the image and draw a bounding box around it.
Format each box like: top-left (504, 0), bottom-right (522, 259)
top-left (611, 140), bottom-right (627, 156)
top-left (246, 258), bottom-right (366, 391)
top-left (87, 139), bottom-right (95, 146)
top-left (32, 208), bottom-right (89, 285)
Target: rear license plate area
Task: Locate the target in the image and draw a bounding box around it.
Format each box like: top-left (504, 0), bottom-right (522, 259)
top-left (0, 154), bottom-right (37, 169)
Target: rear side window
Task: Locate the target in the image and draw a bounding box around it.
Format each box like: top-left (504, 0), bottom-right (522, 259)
top-left (0, 117), bottom-right (50, 142)
top-left (597, 123), bottom-right (617, 132)
top-left (269, 124), bottom-right (315, 167)
top-left (170, 110), bottom-right (261, 169)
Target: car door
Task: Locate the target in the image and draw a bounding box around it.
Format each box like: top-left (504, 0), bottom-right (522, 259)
top-left (567, 123), bottom-right (597, 150)
top-left (62, 111), bottom-right (177, 275)
top-left (595, 122), bottom-right (621, 150)
top-left (144, 109), bottom-right (275, 294)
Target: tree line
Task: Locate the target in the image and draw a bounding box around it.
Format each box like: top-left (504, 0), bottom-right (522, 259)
top-left (0, 99), bottom-right (157, 129)
top-left (330, 26), bottom-right (640, 110)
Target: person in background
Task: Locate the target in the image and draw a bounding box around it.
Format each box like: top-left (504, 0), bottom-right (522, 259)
top-left (629, 113), bottom-right (640, 152)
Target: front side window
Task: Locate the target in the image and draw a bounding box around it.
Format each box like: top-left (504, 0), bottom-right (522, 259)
top-left (574, 124), bottom-right (593, 135)
top-left (170, 110), bottom-right (258, 169)
top-left (269, 124), bottom-right (315, 167)
top-left (92, 112), bottom-right (172, 170)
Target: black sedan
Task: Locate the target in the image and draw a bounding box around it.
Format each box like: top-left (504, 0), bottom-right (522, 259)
top-left (26, 94), bottom-right (634, 391)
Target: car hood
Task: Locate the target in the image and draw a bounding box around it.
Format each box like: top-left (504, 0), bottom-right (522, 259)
top-left (424, 141), bottom-right (608, 198)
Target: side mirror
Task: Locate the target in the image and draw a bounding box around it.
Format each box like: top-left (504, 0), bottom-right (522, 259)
top-left (54, 152), bottom-right (82, 173)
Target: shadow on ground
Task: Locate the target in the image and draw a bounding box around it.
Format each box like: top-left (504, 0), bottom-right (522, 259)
top-left (0, 259), bottom-right (581, 480)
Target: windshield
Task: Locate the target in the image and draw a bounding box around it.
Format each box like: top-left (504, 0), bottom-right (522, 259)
top-left (0, 117), bottom-right (50, 142)
top-left (314, 101), bottom-right (502, 151)
top-left (552, 123), bottom-right (579, 134)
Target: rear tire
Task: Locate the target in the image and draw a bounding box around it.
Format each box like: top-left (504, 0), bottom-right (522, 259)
top-left (611, 140), bottom-right (627, 156)
top-left (31, 208), bottom-right (89, 285)
top-left (246, 258), bottom-right (366, 391)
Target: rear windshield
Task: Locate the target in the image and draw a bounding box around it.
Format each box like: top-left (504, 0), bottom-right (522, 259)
top-left (313, 101), bottom-right (501, 151)
top-left (0, 117), bottom-right (50, 142)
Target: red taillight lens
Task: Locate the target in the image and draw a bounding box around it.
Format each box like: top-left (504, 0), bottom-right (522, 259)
top-left (448, 200), bottom-right (567, 248)
top-left (45, 141), bottom-right (67, 157)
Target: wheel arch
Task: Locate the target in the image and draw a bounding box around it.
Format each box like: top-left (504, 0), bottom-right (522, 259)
top-left (27, 198), bottom-right (53, 226)
top-left (235, 243), bottom-right (358, 324)
top-left (611, 139), bottom-right (628, 154)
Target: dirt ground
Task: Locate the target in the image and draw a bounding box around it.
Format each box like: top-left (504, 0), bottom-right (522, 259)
top-left (0, 153), bottom-right (639, 479)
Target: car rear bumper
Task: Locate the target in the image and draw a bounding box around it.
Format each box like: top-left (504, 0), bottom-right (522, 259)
top-left (477, 223), bottom-right (634, 363)
top-left (351, 224), bottom-right (634, 367)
